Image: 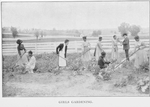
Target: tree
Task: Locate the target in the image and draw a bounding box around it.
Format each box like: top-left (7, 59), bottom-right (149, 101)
top-left (92, 30), bottom-right (102, 36)
top-left (74, 30), bottom-right (80, 36)
top-left (34, 30), bottom-right (39, 40)
top-left (129, 25), bottom-right (140, 36)
top-left (92, 30), bottom-right (97, 36)
top-left (97, 30), bottom-right (102, 35)
top-left (11, 27), bottom-right (18, 38)
top-left (2, 27), bottom-right (5, 32)
top-left (40, 31), bottom-right (44, 38)
top-left (118, 22), bottom-right (130, 36)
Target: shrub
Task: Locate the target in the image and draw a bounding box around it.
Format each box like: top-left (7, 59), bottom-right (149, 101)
top-left (137, 77), bottom-right (149, 94)
top-left (140, 61), bottom-right (149, 72)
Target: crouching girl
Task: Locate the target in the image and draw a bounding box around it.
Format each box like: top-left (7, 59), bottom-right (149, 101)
top-left (94, 52), bottom-right (111, 80)
top-left (23, 51), bottom-right (36, 74)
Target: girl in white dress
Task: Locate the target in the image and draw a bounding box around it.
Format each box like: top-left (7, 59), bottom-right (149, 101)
top-left (134, 36), bottom-right (148, 69)
top-left (25, 51), bottom-right (36, 73)
top-left (81, 36), bottom-right (92, 70)
top-left (95, 37), bottom-right (104, 61)
top-left (111, 35), bottom-right (119, 62)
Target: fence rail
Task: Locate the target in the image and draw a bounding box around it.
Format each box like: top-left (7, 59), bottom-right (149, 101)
top-left (2, 39), bottom-right (149, 56)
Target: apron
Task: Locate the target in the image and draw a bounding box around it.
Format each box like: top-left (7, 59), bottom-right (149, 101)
top-left (59, 43), bottom-right (66, 67)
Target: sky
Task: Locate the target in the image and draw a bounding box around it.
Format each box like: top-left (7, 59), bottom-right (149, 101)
top-left (2, 1), bottom-right (149, 30)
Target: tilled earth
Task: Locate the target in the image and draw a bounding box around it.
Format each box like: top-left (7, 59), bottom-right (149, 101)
top-left (2, 53), bottom-right (149, 97)
top-left (2, 69), bottom-right (148, 97)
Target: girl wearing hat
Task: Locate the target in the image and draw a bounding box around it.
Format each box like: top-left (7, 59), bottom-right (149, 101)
top-left (81, 36), bottom-right (92, 70)
top-left (134, 36), bottom-right (148, 70)
top-left (16, 39), bottom-right (28, 67)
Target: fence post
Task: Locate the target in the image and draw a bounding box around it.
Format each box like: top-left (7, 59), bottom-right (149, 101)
top-left (75, 41), bottom-right (78, 53)
top-left (35, 40), bottom-right (38, 54)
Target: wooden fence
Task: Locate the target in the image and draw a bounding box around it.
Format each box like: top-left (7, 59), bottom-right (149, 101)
top-left (2, 38), bottom-right (149, 56)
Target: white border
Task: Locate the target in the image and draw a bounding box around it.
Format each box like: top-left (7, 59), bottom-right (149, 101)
top-left (0, 0), bottom-right (150, 107)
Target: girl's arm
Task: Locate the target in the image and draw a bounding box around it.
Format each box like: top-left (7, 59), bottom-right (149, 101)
top-left (17, 46), bottom-right (21, 57)
top-left (22, 44), bottom-right (26, 53)
top-left (97, 42), bottom-right (103, 52)
top-left (88, 42), bottom-right (91, 50)
top-left (81, 43), bottom-right (84, 52)
top-left (56, 44), bottom-right (61, 54)
top-left (140, 42), bottom-right (146, 49)
top-left (134, 42), bottom-right (139, 52)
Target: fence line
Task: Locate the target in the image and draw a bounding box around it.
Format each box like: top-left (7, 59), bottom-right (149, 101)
top-left (2, 39), bottom-right (149, 56)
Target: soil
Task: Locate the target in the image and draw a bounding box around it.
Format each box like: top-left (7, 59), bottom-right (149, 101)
top-left (2, 52), bottom-right (149, 97)
top-left (2, 68), bottom-right (148, 97)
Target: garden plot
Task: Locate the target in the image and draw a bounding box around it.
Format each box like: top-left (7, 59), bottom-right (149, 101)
top-left (2, 52), bottom-right (149, 97)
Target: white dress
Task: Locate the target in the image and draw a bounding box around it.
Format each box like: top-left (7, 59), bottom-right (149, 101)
top-left (26, 56), bottom-right (36, 73)
top-left (134, 41), bottom-right (148, 69)
top-left (111, 39), bottom-right (118, 61)
top-left (95, 41), bottom-right (103, 61)
top-left (81, 41), bottom-right (91, 62)
top-left (59, 43), bottom-right (66, 67)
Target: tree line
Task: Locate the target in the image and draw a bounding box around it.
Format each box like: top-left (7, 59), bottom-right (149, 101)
top-left (3, 22), bottom-right (141, 38)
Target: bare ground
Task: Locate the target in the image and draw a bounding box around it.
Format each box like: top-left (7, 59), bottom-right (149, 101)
top-left (3, 68), bottom-right (148, 97)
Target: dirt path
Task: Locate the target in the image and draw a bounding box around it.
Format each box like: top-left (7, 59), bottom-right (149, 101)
top-left (3, 70), bottom-right (148, 97)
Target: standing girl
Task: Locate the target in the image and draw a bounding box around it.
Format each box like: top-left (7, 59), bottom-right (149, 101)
top-left (94, 36), bottom-right (104, 61)
top-left (111, 35), bottom-right (119, 62)
top-left (81, 36), bottom-right (92, 70)
top-left (16, 39), bottom-right (28, 67)
top-left (56, 39), bottom-right (69, 68)
top-left (134, 36), bottom-right (148, 70)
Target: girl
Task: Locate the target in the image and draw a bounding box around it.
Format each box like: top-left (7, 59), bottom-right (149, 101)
top-left (111, 35), bottom-right (119, 62)
top-left (56, 39), bottom-right (69, 68)
top-left (16, 39), bottom-right (28, 67)
top-left (81, 36), bottom-right (91, 70)
top-left (25, 51), bottom-right (36, 73)
top-left (134, 36), bottom-right (148, 70)
top-left (94, 36), bottom-right (104, 61)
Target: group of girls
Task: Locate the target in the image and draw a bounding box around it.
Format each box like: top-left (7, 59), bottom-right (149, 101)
top-left (16, 39), bottom-right (36, 73)
top-left (15, 34), bottom-right (148, 73)
top-left (81, 35), bottom-right (148, 71)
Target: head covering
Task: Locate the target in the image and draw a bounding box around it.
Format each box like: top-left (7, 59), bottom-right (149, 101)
top-left (99, 36), bottom-right (102, 40)
top-left (122, 33), bottom-right (127, 37)
top-left (134, 36), bottom-right (139, 40)
top-left (113, 35), bottom-right (116, 38)
top-left (16, 39), bottom-right (23, 44)
top-left (101, 51), bottom-right (106, 56)
top-left (28, 50), bottom-right (33, 54)
top-left (64, 39), bottom-right (69, 43)
top-left (82, 36), bottom-right (87, 40)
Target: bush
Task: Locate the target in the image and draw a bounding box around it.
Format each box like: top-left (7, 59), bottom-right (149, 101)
top-left (118, 22), bottom-right (130, 36)
top-left (129, 25), bottom-right (140, 36)
top-left (137, 77), bottom-right (149, 94)
top-left (140, 61), bottom-right (149, 72)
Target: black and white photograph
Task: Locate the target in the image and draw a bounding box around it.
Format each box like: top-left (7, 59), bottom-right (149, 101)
top-left (1, 1), bottom-right (150, 98)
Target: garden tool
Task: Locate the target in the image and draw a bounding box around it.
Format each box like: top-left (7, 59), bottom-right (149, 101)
top-left (8, 52), bottom-right (26, 72)
top-left (112, 44), bottom-right (149, 72)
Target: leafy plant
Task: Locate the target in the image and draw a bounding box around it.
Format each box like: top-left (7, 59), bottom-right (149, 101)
top-left (140, 62), bottom-right (149, 72)
top-left (137, 77), bottom-right (149, 94)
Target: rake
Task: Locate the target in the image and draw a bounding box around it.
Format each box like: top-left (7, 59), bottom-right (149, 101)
top-left (7, 52), bottom-right (26, 72)
top-left (112, 44), bottom-right (149, 72)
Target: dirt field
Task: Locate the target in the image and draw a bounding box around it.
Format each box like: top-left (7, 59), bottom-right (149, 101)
top-left (2, 53), bottom-right (149, 97)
